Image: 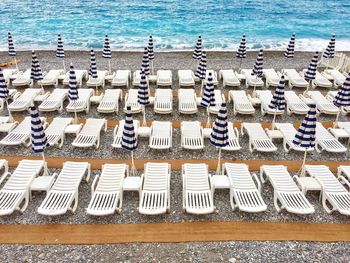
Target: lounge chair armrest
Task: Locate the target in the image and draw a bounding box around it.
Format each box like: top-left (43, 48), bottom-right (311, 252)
top-left (91, 174), bottom-right (100, 195)
top-left (208, 173), bottom-right (214, 195)
top-left (338, 176), bottom-right (350, 191)
top-left (252, 173), bottom-right (262, 193)
top-left (12, 91), bottom-right (21, 100)
top-left (259, 167), bottom-right (267, 184)
top-left (0, 172), bottom-right (10, 186)
top-left (104, 119), bottom-right (108, 132)
top-left (113, 124), bottom-right (119, 136)
top-left (292, 175), bottom-right (303, 189)
top-left (234, 127), bottom-right (240, 139)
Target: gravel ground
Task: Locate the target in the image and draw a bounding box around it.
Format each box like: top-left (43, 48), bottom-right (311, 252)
top-left (1, 51), bottom-right (349, 262)
top-left (0, 241), bottom-right (349, 262)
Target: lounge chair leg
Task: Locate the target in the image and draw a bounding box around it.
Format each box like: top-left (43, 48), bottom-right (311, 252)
top-left (274, 193), bottom-right (281, 213)
top-left (72, 193), bottom-right (79, 213)
top-left (322, 195), bottom-right (334, 214)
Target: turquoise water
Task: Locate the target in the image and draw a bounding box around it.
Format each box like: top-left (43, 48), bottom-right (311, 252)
top-left (1, 0), bottom-right (350, 51)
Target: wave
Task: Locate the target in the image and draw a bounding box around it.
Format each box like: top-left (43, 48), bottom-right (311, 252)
top-left (0, 37), bottom-right (350, 52)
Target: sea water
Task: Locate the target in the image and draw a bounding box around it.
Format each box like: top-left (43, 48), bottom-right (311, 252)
top-left (0, 0), bottom-right (349, 51)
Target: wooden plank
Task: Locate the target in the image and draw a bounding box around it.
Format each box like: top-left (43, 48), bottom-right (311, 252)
top-left (0, 222), bottom-right (348, 244)
top-left (1, 155), bottom-right (349, 171)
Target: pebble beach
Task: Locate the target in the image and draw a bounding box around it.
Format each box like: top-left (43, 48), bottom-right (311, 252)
top-left (0, 50), bottom-right (349, 262)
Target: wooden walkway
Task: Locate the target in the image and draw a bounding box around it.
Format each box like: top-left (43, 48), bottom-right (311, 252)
top-left (0, 222), bottom-right (349, 244)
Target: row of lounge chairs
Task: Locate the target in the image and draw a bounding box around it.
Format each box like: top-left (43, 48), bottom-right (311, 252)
top-left (0, 160), bottom-right (348, 216)
top-left (4, 67), bottom-right (347, 89)
top-left (2, 87), bottom-right (347, 116)
top-left (0, 116), bottom-right (349, 153)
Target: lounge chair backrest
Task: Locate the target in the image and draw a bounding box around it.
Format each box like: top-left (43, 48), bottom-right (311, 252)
top-left (182, 121), bottom-right (201, 137)
top-left (243, 123), bottom-right (269, 139)
top-left (262, 165), bottom-right (300, 192)
top-left (95, 164), bottom-right (127, 192)
top-left (316, 122), bottom-right (334, 140)
top-left (224, 163), bottom-right (255, 190)
top-left (179, 89), bottom-right (195, 102)
top-left (51, 162), bottom-right (89, 191)
top-left (143, 163), bottom-right (169, 191)
top-left (45, 117), bottom-right (73, 135)
top-left (152, 121), bottom-right (171, 137)
top-left (183, 163), bottom-right (210, 191)
top-left (80, 118), bottom-right (105, 135)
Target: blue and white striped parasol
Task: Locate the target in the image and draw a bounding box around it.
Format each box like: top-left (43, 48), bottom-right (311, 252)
top-left (209, 102), bottom-right (229, 174)
top-left (195, 51), bottom-right (207, 80)
top-left (7, 32), bottom-right (16, 57)
top-left (251, 49), bottom-right (264, 78)
top-left (284, 33), bottom-right (295, 58)
top-left (148, 35), bottom-right (154, 74)
top-left (269, 76), bottom-right (286, 111)
top-left (323, 34), bottom-right (336, 58)
top-left (304, 51), bottom-right (319, 82)
top-left (236, 34), bottom-right (246, 69)
top-left (56, 34), bottom-right (65, 71)
top-left (201, 72), bottom-right (215, 108)
top-left (102, 35), bottom-right (112, 73)
top-left (137, 70), bottom-right (149, 126)
top-left (333, 72), bottom-right (350, 123)
top-left (122, 106), bottom-right (138, 175)
top-left (269, 76), bottom-right (286, 127)
top-left (68, 63), bottom-right (79, 123)
top-left (89, 49), bottom-right (98, 79)
top-left (292, 104), bottom-right (316, 170)
top-left (0, 69), bottom-right (9, 100)
top-left (192, 36), bottom-right (202, 60)
top-left (30, 105), bottom-right (48, 159)
top-left (141, 47), bottom-right (150, 76)
top-left (31, 51), bottom-right (43, 81)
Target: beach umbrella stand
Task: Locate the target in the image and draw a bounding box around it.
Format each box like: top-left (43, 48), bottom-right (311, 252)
top-left (8, 32), bottom-right (18, 70)
top-left (201, 72), bottom-right (215, 128)
top-left (323, 34), bottom-right (336, 70)
top-left (193, 36), bottom-right (202, 69)
top-left (68, 63), bottom-right (79, 124)
top-left (0, 69), bottom-right (13, 122)
top-left (148, 35), bottom-right (155, 75)
top-left (138, 70), bottom-right (150, 127)
top-left (103, 35), bottom-right (112, 74)
top-left (303, 52), bottom-right (319, 95)
top-left (251, 49), bottom-right (263, 93)
top-left (209, 103), bottom-right (228, 175)
top-left (268, 76), bottom-right (285, 130)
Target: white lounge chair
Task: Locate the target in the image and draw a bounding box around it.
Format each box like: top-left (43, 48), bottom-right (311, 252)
top-left (300, 70), bottom-right (332, 89)
top-left (66, 88), bottom-right (94, 113)
top-left (182, 163), bottom-right (214, 214)
top-left (86, 70), bottom-right (108, 88)
top-left (0, 117), bottom-right (18, 133)
top-left (0, 160), bottom-right (9, 180)
top-left (255, 90), bottom-right (285, 115)
top-left (0, 159), bottom-right (48, 216)
top-left (285, 90), bottom-right (310, 115)
top-left (315, 122), bottom-right (347, 153)
top-left (274, 123), bottom-right (314, 153)
top-left (322, 69), bottom-right (346, 87)
top-left (63, 70), bottom-right (87, 87)
top-left (181, 121), bottom-right (204, 150)
top-left (38, 88), bottom-right (68, 112)
top-left (326, 91), bottom-right (350, 115)
top-left (178, 89), bottom-right (198, 114)
top-left (306, 91), bottom-right (339, 115)
top-left (72, 118), bottom-right (107, 149)
top-left (260, 165), bottom-right (315, 214)
top-left (223, 163), bottom-right (267, 212)
top-left (45, 117), bottom-right (73, 148)
top-left (228, 90), bottom-right (255, 115)
top-left (139, 162), bottom-right (171, 215)
top-left (2, 68), bottom-right (18, 86)
top-left (0, 89), bottom-right (20, 112)
top-left (337, 165), bottom-right (350, 186)
top-left (124, 88), bottom-right (142, 113)
top-left (281, 69), bottom-right (309, 89)
top-left (303, 165), bottom-right (350, 215)
top-left (178, 70), bottom-right (195, 87)
top-left (222, 122), bottom-right (241, 151)
top-left (8, 88), bottom-right (44, 112)
top-left (12, 69), bottom-right (33, 87)
top-left (0, 116), bottom-right (46, 147)
top-left (154, 89), bottom-right (173, 114)
top-left (240, 69), bottom-right (264, 88)
top-left (97, 89), bottom-right (122, 113)
top-left (337, 122), bottom-right (350, 137)
top-left (208, 90), bottom-right (226, 114)
top-left (149, 121), bottom-right (172, 150)
top-left (219, 69), bottom-right (240, 88)
top-left (86, 164), bottom-right (128, 216)
top-left (37, 161), bottom-right (91, 216)
top-left (241, 123), bottom-right (277, 152)
top-left (111, 70), bottom-right (131, 87)
top-left (111, 120), bottom-right (140, 148)
top-left (156, 70), bottom-right (172, 87)
top-left (263, 68), bottom-right (280, 88)
top-left (38, 69), bottom-right (64, 87)
top-left (132, 70), bottom-right (149, 87)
